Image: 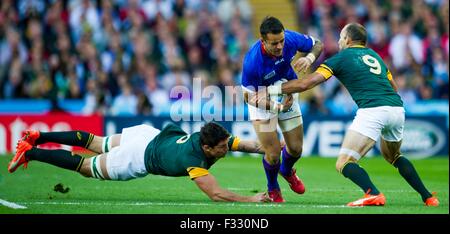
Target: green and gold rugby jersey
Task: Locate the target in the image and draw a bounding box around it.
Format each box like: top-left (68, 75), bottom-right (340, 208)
top-left (315, 45), bottom-right (403, 108)
top-left (144, 124), bottom-right (241, 179)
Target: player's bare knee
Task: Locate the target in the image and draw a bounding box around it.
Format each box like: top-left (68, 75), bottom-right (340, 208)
top-left (78, 159), bottom-right (93, 178)
top-left (265, 151), bottom-right (281, 164)
top-left (286, 144), bottom-right (302, 157)
top-left (336, 155), bottom-right (357, 172)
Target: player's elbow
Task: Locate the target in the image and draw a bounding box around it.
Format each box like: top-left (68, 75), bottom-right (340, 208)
top-left (314, 39), bottom-right (324, 53)
top-left (209, 191), bottom-right (225, 202)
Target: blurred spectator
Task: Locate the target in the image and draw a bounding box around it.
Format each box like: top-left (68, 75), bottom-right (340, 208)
top-left (365, 7), bottom-right (389, 59)
top-left (395, 70), bottom-right (418, 107)
top-left (136, 91), bottom-right (153, 115)
top-left (389, 20), bottom-right (424, 71)
top-left (69, 0), bottom-right (100, 43)
top-left (0, 27), bottom-right (27, 66)
top-left (111, 78), bottom-right (138, 116)
top-left (430, 47), bottom-right (449, 99)
top-left (217, 0), bottom-right (252, 28)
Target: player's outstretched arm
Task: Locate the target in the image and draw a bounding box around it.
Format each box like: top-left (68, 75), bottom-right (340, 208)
top-left (268, 72), bottom-right (327, 95)
top-left (386, 70), bottom-right (398, 92)
top-left (388, 77), bottom-right (399, 92)
top-left (243, 91), bottom-right (287, 113)
top-left (232, 138), bottom-right (285, 154)
top-left (193, 174), bottom-right (271, 202)
top-left (234, 140), bottom-right (264, 154)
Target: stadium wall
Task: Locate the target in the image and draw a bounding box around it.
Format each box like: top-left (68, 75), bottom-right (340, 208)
top-left (0, 114), bottom-right (447, 158)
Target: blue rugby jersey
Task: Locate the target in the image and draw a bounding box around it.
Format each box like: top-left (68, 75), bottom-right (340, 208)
top-left (241, 30), bottom-right (315, 91)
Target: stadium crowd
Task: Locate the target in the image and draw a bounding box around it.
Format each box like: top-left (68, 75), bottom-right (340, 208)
top-left (0, 0), bottom-right (448, 116)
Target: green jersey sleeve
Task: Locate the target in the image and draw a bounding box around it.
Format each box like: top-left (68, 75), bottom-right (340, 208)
top-left (228, 136), bottom-right (241, 151)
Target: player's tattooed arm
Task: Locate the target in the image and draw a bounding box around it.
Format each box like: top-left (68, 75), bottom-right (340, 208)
top-left (194, 174), bottom-right (271, 202)
top-left (267, 72), bottom-right (327, 95)
top-left (292, 38), bottom-right (323, 73)
top-left (236, 139), bottom-right (286, 154)
top-left (309, 38), bottom-right (324, 62)
top-left (236, 140), bottom-right (265, 154)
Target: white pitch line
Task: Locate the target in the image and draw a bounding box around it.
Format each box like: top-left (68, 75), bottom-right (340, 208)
top-left (21, 201), bottom-right (348, 208)
top-left (0, 199), bottom-right (27, 209)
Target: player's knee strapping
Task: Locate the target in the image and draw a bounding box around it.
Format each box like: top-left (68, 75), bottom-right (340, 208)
top-left (90, 156), bottom-right (106, 180)
top-left (279, 117), bottom-right (302, 132)
top-left (102, 136), bottom-right (112, 153)
top-left (339, 148), bottom-right (362, 161)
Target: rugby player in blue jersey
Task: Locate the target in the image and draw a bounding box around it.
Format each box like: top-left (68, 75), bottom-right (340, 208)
top-left (241, 16), bottom-right (323, 202)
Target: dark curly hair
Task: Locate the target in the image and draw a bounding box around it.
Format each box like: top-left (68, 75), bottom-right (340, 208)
top-left (260, 16), bottom-right (284, 39)
top-left (199, 122), bottom-right (230, 147)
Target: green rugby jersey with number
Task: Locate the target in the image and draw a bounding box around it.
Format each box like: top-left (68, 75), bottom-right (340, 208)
top-left (315, 45), bottom-right (403, 108)
top-left (144, 123), bottom-right (240, 179)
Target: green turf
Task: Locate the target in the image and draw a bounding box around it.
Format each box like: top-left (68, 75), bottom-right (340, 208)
top-left (0, 154), bottom-right (448, 214)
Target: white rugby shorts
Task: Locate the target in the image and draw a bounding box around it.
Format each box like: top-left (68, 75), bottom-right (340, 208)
top-left (348, 106), bottom-right (405, 142)
top-left (106, 124), bottom-right (161, 180)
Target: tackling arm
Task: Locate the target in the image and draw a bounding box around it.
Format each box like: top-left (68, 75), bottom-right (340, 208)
top-left (230, 137), bottom-right (285, 154)
top-left (268, 72), bottom-right (327, 95)
top-left (387, 70), bottom-right (398, 92)
top-left (389, 78), bottom-right (398, 92)
top-left (235, 140), bottom-right (264, 154)
top-left (193, 174), bottom-right (271, 202)
top-left (243, 91), bottom-right (283, 113)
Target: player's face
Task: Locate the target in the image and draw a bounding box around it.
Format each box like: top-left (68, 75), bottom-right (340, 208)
top-left (263, 31), bottom-right (285, 57)
top-left (338, 27), bottom-right (349, 50)
top-left (209, 139), bottom-right (229, 159)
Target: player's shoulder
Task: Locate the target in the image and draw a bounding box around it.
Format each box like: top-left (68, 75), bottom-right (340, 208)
top-left (325, 49), bottom-right (346, 63)
top-left (243, 41), bottom-right (262, 68)
top-left (162, 123), bottom-right (186, 134)
top-left (284, 29), bottom-right (311, 41)
top-left (244, 41), bottom-right (261, 60)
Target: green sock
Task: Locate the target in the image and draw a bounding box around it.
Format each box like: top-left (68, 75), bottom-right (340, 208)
top-left (393, 156), bottom-right (432, 202)
top-left (26, 147), bottom-right (85, 172)
top-left (342, 162), bottom-right (380, 195)
top-left (36, 131), bottom-right (94, 148)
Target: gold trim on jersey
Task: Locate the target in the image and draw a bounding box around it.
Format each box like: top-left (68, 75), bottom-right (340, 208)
top-left (316, 64), bottom-right (334, 79)
top-left (231, 137), bottom-right (241, 151)
top-left (387, 70), bottom-right (393, 81)
top-left (349, 45), bottom-right (366, 48)
top-left (187, 167), bottom-right (209, 179)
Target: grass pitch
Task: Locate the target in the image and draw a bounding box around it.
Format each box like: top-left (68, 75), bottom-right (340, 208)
top-left (0, 154), bottom-right (448, 214)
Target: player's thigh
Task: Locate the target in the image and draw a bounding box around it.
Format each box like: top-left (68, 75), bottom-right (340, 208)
top-left (280, 120), bottom-right (303, 155)
top-left (105, 144), bottom-right (148, 181)
top-left (337, 130), bottom-right (376, 169)
top-left (380, 139), bottom-right (402, 164)
top-left (252, 119), bottom-right (281, 156)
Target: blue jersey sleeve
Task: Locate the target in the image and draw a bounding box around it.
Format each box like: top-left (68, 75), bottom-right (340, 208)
top-left (241, 51), bottom-right (260, 90)
top-left (285, 30), bottom-right (314, 53)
